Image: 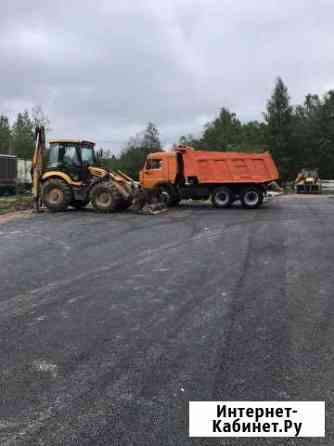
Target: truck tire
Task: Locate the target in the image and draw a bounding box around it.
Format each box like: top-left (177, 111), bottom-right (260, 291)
top-left (42, 178), bottom-right (73, 212)
top-left (155, 184), bottom-right (176, 207)
top-left (170, 197), bottom-right (181, 206)
top-left (240, 186), bottom-right (263, 209)
top-left (90, 182), bottom-right (126, 213)
top-left (211, 186), bottom-right (234, 208)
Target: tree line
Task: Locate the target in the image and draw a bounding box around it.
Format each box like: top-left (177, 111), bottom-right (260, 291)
top-left (105, 78), bottom-right (334, 181)
top-left (0, 106), bottom-right (50, 159)
top-left (1, 78), bottom-right (334, 181)
top-left (178, 79), bottom-right (334, 180)
top-left (103, 122), bottom-right (162, 179)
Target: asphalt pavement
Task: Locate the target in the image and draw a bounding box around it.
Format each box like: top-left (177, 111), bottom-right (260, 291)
top-left (0, 195), bottom-right (333, 445)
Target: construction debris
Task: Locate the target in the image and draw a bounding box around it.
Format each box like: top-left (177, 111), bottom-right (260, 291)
top-left (132, 187), bottom-right (168, 215)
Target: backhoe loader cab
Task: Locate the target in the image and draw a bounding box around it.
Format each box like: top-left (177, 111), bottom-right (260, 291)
top-left (46, 140), bottom-right (97, 181)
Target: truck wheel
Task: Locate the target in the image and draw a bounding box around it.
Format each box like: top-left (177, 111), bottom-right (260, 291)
top-left (211, 186), bottom-right (234, 208)
top-left (155, 184), bottom-right (175, 207)
top-left (240, 187), bottom-right (263, 209)
top-left (170, 197), bottom-right (181, 206)
top-left (42, 178), bottom-right (73, 212)
top-left (90, 182), bottom-right (122, 213)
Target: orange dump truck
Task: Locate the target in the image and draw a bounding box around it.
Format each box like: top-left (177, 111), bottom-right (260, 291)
top-left (139, 145), bottom-right (279, 209)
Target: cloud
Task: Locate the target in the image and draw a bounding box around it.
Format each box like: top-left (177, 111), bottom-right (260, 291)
top-left (1, 0), bottom-right (334, 152)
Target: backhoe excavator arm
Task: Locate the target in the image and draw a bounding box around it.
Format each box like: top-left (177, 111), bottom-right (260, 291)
top-left (32, 126), bottom-right (46, 212)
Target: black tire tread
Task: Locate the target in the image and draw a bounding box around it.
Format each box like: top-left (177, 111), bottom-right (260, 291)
top-left (42, 178), bottom-right (73, 212)
top-left (211, 186), bottom-right (234, 208)
top-left (90, 182), bottom-right (129, 213)
top-left (240, 186), bottom-right (263, 209)
top-left (154, 184), bottom-right (177, 207)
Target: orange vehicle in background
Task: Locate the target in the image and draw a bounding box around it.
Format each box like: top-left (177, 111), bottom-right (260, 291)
top-left (139, 145), bottom-right (279, 209)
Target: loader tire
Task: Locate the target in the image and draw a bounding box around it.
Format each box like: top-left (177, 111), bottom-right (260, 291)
top-left (42, 178), bottom-right (73, 212)
top-left (90, 182), bottom-right (123, 213)
top-left (211, 186), bottom-right (234, 208)
top-left (240, 186), bottom-right (263, 209)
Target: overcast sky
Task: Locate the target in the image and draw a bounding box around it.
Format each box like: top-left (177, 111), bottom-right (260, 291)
top-left (1, 0), bottom-right (334, 153)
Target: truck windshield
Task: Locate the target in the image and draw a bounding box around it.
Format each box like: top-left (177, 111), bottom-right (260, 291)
top-left (81, 147), bottom-right (95, 165)
top-left (146, 159), bottom-right (161, 169)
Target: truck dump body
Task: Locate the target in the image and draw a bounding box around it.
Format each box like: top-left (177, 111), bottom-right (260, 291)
top-left (182, 150), bottom-right (279, 184)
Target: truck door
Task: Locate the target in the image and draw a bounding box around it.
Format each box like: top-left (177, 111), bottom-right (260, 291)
top-left (141, 157), bottom-right (167, 188)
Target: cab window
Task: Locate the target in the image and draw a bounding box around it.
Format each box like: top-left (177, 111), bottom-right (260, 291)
top-left (47, 144), bottom-right (60, 168)
top-left (63, 146), bottom-right (80, 167)
top-left (146, 159), bottom-right (162, 169)
top-left (81, 146), bottom-right (95, 165)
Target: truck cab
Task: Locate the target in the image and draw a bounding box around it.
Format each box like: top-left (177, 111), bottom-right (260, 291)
top-left (139, 151), bottom-right (178, 188)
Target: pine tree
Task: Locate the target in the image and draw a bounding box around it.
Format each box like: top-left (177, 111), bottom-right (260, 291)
top-left (0, 115), bottom-right (11, 154)
top-left (264, 78), bottom-right (294, 179)
top-left (31, 105), bottom-right (51, 132)
top-left (291, 94), bottom-right (321, 173)
top-left (107, 122), bottom-right (162, 179)
top-left (142, 122), bottom-right (161, 151)
top-left (317, 90), bottom-right (334, 178)
top-left (200, 108), bottom-right (242, 150)
top-left (240, 121), bottom-right (267, 152)
top-left (178, 134), bottom-right (200, 147)
top-left (11, 111), bottom-right (35, 159)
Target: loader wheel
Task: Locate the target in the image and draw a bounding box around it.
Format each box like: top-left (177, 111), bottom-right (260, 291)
top-left (42, 178), bottom-right (73, 212)
top-left (70, 199), bottom-right (90, 209)
top-left (211, 186), bottom-right (234, 208)
top-left (90, 182), bottom-right (122, 213)
top-left (240, 186), bottom-right (263, 209)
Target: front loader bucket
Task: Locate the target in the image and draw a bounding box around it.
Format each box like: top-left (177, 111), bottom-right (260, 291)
top-left (108, 171), bottom-right (167, 214)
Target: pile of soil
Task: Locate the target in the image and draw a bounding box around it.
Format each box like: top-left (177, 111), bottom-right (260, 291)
top-left (0, 196), bottom-right (33, 217)
top-left (14, 201), bottom-right (33, 211)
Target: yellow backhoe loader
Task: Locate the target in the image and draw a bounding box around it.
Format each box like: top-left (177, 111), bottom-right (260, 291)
top-left (32, 127), bottom-right (161, 213)
top-left (295, 169), bottom-right (321, 194)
